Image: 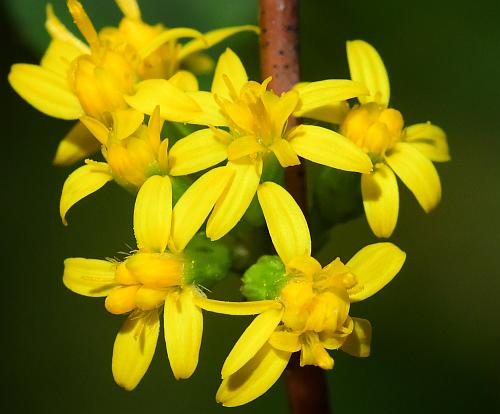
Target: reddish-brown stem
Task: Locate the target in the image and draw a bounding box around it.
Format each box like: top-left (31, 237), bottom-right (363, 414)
top-left (259, 1), bottom-right (331, 413)
top-left (259, 0), bottom-right (306, 212)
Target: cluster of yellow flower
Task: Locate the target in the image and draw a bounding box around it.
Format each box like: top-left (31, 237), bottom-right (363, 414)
top-left (9, 0), bottom-right (450, 407)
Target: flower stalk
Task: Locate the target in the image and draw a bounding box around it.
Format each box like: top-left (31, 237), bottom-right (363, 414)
top-left (259, 1), bottom-right (330, 412)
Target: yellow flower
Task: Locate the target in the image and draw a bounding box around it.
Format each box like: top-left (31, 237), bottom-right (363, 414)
top-left (8, 0), bottom-right (257, 166)
top-left (59, 106), bottom-right (156, 224)
top-left (59, 106), bottom-right (235, 228)
top-left (194, 182), bottom-right (406, 406)
top-left (295, 40), bottom-right (451, 237)
top-left (128, 48), bottom-right (373, 240)
top-left (62, 171), bottom-right (233, 389)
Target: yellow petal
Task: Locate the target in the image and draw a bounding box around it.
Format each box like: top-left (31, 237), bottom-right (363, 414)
top-left (268, 329), bottom-right (301, 353)
top-left (222, 308), bottom-right (284, 379)
top-left (45, 4), bottom-right (89, 53)
top-left (293, 80), bottom-right (368, 116)
top-left (181, 52), bottom-right (214, 75)
top-left (294, 101), bottom-right (349, 124)
top-left (268, 90), bottom-right (300, 136)
top-left (112, 311), bottom-right (159, 391)
top-left (139, 28), bottom-right (202, 59)
top-left (164, 287), bottom-right (203, 379)
top-left (41, 39), bottom-right (83, 77)
top-left (227, 136), bottom-right (264, 161)
top-left (347, 242), bottom-right (406, 302)
top-left (257, 182), bottom-right (310, 264)
top-left (168, 128), bottom-right (228, 176)
top-left (347, 40), bottom-right (390, 106)
top-left (211, 48), bottom-right (248, 101)
top-left (52, 121), bottom-right (101, 166)
top-left (168, 70), bottom-right (199, 92)
top-left (404, 123), bottom-right (450, 162)
top-left (269, 138), bottom-right (300, 167)
top-left (386, 142), bottom-right (441, 212)
top-left (287, 124), bottom-right (373, 173)
top-left (178, 26), bottom-right (259, 61)
top-left (184, 91), bottom-right (229, 126)
top-left (341, 317), bottom-right (372, 357)
top-left (320, 331), bottom-right (348, 351)
top-left (134, 175), bottom-right (172, 253)
top-left (112, 109), bottom-right (144, 140)
top-left (79, 116), bottom-right (109, 145)
top-left (125, 79), bottom-right (201, 123)
top-left (206, 159), bottom-right (263, 241)
top-left (217, 342), bottom-right (291, 407)
top-left (194, 296), bottom-right (282, 316)
top-left (63, 258), bottom-right (117, 297)
top-left (9, 64), bottom-right (83, 119)
top-left (115, 0), bottom-right (141, 19)
top-left (145, 106), bottom-right (163, 156)
top-left (361, 164), bottom-right (399, 238)
top-left (60, 162), bottom-right (113, 225)
top-left (170, 167), bottom-right (234, 252)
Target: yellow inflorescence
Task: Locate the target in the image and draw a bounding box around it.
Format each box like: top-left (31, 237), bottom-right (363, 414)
top-left (8, 0), bottom-right (451, 407)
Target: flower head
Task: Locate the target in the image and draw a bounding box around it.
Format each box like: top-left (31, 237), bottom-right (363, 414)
top-left (295, 40), bottom-right (450, 237)
top-left (128, 48), bottom-right (373, 240)
top-left (62, 171), bottom-right (232, 389)
top-left (59, 106), bottom-right (162, 224)
top-left (195, 182), bottom-right (406, 406)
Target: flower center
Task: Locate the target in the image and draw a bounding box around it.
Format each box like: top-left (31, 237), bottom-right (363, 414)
top-left (279, 257), bottom-right (352, 335)
top-left (105, 252), bottom-right (184, 314)
top-left (340, 102), bottom-right (404, 156)
top-left (106, 126), bottom-right (168, 190)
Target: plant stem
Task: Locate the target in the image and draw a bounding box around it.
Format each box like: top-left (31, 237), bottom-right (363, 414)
top-left (259, 1), bottom-right (331, 413)
top-left (259, 0), bottom-right (306, 212)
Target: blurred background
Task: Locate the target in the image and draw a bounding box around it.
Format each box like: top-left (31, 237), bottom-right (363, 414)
top-left (1, 0), bottom-right (499, 412)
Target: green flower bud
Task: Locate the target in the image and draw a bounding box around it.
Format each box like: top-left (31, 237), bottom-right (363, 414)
top-left (241, 255), bottom-right (287, 301)
top-left (183, 233), bottom-right (231, 288)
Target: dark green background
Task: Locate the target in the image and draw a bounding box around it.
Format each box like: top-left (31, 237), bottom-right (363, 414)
top-left (2, 0), bottom-right (499, 412)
